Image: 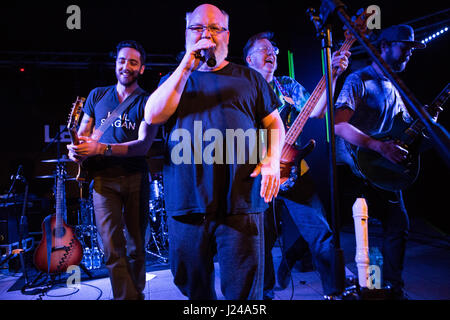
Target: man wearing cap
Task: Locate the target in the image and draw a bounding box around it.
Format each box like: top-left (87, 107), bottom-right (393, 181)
top-left (333, 25), bottom-right (428, 299)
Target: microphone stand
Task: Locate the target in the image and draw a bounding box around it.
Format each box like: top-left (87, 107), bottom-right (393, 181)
top-left (307, 8), bottom-right (345, 296)
top-left (17, 176), bottom-right (30, 285)
top-left (0, 166), bottom-right (30, 285)
top-left (0, 165), bottom-right (22, 267)
top-left (320, 0), bottom-right (450, 167)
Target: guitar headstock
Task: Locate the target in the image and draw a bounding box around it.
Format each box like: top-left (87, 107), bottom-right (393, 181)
top-left (430, 83), bottom-right (450, 110)
top-left (426, 83), bottom-right (449, 118)
top-left (56, 164), bottom-right (68, 180)
top-left (67, 96), bottom-right (86, 131)
top-left (344, 8), bottom-right (374, 42)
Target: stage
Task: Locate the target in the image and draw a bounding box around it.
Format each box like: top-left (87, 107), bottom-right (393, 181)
top-left (1, 1), bottom-right (449, 310)
top-left (1, 217), bottom-right (449, 301)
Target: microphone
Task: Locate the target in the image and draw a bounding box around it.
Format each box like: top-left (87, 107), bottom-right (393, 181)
top-left (201, 48), bottom-right (216, 68)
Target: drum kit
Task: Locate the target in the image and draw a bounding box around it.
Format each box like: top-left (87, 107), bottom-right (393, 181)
top-left (146, 173), bottom-right (168, 263)
top-left (37, 157), bottom-right (169, 267)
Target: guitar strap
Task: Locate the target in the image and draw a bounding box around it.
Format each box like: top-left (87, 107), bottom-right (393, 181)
top-left (273, 76), bottom-right (289, 98)
top-left (273, 77), bottom-right (289, 114)
top-left (90, 87), bottom-right (145, 141)
top-left (273, 77), bottom-right (291, 125)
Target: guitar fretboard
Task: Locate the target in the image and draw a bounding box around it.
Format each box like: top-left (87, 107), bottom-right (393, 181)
top-left (55, 168), bottom-right (64, 248)
top-left (404, 84), bottom-right (449, 143)
top-left (281, 37), bottom-right (355, 159)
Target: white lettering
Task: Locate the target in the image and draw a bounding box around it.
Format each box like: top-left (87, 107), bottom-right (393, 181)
top-left (66, 5), bottom-right (81, 30)
top-left (203, 128), bottom-right (224, 164)
top-left (366, 5), bottom-right (381, 30)
top-left (66, 265), bottom-right (81, 289)
top-left (170, 129), bottom-right (192, 165)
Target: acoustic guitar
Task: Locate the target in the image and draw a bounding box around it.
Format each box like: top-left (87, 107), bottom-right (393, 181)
top-left (33, 137), bottom-right (83, 274)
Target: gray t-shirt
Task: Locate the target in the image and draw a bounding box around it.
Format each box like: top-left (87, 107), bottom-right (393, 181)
top-left (335, 65), bottom-right (411, 173)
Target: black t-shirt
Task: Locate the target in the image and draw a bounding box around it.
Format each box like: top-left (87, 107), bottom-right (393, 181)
top-left (161, 62), bottom-right (282, 216)
top-left (83, 85), bottom-right (150, 174)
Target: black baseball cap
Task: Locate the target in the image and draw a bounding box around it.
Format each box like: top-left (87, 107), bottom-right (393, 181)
top-left (377, 24), bottom-right (426, 49)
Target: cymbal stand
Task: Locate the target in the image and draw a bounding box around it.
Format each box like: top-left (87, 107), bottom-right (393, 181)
top-left (145, 177), bottom-right (168, 263)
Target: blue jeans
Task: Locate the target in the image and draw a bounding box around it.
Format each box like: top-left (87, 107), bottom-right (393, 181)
top-left (92, 169), bottom-right (149, 300)
top-left (168, 212), bottom-right (265, 300)
top-left (265, 172), bottom-right (339, 296)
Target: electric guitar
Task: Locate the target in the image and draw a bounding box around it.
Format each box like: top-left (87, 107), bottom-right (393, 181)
top-left (33, 165), bottom-right (83, 273)
top-left (67, 96), bottom-right (89, 183)
top-left (279, 9), bottom-right (372, 191)
top-left (354, 83), bottom-right (449, 192)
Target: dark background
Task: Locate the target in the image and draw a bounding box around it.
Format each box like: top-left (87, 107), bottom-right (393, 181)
top-left (1, 0), bottom-right (449, 234)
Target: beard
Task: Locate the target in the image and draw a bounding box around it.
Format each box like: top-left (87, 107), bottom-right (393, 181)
top-left (116, 69), bottom-right (140, 87)
top-left (389, 59), bottom-right (407, 72)
top-left (214, 44), bottom-right (228, 64)
top-left (197, 44), bottom-right (228, 71)
top-left (384, 48), bottom-right (408, 73)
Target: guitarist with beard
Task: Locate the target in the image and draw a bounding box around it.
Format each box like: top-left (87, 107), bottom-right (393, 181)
top-left (67, 40), bottom-right (158, 300)
top-left (334, 25), bottom-right (441, 299)
top-left (244, 31), bottom-right (350, 299)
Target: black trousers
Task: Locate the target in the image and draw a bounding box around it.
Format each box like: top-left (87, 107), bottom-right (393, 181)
top-left (337, 165), bottom-right (409, 290)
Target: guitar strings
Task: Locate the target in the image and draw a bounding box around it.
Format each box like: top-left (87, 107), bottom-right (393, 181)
top-left (280, 38), bottom-right (354, 160)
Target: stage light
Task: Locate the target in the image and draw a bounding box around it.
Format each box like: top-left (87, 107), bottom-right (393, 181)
top-left (19, 68), bottom-right (25, 72)
top-left (421, 26), bottom-right (448, 45)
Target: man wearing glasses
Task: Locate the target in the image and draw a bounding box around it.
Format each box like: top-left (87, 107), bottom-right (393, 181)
top-left (144, 4), bottom-right (285, 300)
top-left (244, 31), bottom-right (350, 299)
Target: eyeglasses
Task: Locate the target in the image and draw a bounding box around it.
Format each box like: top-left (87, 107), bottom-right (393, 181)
top-left (187, 25), bottom-right (228, 35)
top-left (250, 46), bottom-right (279, 56)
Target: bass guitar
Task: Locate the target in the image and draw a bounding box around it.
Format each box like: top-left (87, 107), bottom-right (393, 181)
top-left (354, 83), bottom-right (449, 192)
top-left (33, 164), bottom-right (83, 273)
top-left (280, 9), bottom-right (372, 191)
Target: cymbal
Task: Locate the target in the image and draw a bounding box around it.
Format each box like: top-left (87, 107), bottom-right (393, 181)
top-left (41, 158), bottom-right (74, 163)
top-left (35, 175), bottom-right (76, 181)
top-left (35, 175), bottom-right (56, 179)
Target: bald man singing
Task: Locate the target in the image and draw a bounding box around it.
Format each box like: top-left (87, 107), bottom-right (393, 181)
top-left (144, 4), bottom-right (285, 300)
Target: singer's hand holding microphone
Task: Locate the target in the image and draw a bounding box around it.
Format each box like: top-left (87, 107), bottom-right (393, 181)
top-left (181, 39), bottom-right (217, 72)
top-left (197, 47), bottom-right (216, 68)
